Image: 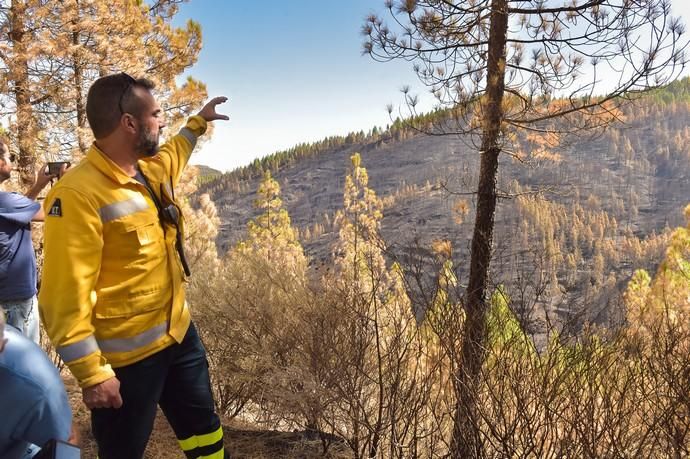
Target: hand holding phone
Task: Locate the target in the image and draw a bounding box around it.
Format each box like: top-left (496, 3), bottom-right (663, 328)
top-left (47, 161), bottom-right (71, 177)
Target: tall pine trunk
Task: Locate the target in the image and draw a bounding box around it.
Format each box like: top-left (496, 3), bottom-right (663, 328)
top-left (72, 0), bottom-right (88, 155)
top-left (10, 0), bottom-right (36, 186)
top-left (451, 0), bottom-right (509, 456)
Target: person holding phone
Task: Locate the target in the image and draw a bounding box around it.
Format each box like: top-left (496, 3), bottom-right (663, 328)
top-left (0, 142), bottom-right (65, 343)
top-left (39, 73), bottom-right (230, 459)
top-left (0, 310), bottom-right (76, 459)
top-left (47, 162), bottom-right (70, 177)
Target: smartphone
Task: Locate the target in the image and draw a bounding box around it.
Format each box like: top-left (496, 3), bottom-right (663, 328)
top-left (47, 161), bottom-right (70, 176)
top-left (33, 439), bottom-right (80, 459)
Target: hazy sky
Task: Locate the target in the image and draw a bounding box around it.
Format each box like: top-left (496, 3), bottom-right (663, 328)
top-left (176, 1), bottom-right (690, 172)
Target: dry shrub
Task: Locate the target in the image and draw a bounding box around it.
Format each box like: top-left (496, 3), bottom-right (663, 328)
top-left (196, 245), bottom-right (690, 458)
top-left (190, 167), bottom-right (690, 458)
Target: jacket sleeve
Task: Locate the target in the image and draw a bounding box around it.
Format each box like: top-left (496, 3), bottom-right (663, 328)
top-left (154, 115), bottom-right (207, 187)
top-left (38, 186), bottom-right (114, 388)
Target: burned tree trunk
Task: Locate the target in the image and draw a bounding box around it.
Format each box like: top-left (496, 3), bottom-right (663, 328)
top-left (451, 0), bottom-right (509, 456)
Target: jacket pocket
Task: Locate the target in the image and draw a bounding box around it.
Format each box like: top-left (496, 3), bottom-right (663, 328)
top-left (94, 284), bottom-right (170, 319)
top-left (103, 213), bottom-right (165, 267)
top-left (117, 213), bottom-right (163, 246)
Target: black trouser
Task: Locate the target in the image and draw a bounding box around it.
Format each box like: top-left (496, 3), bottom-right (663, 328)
top-left (91, 322), bottom-right (228, 459)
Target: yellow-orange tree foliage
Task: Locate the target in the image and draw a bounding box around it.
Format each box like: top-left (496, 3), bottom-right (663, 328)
top-left (0, 0), bottom-right (207, 183)
top-left (625, 203), bottom-right (690, 333)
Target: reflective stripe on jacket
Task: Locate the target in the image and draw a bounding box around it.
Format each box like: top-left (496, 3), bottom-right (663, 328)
top-left (38, 116), bottom-right (207, 388)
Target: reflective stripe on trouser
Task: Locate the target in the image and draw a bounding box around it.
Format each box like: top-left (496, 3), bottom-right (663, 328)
top-left (179, 424), bottom-right (225, 459)
top-left (56, 321), bottom-right (169, 362)
top-left (91, 322), bottom-right (226, 459)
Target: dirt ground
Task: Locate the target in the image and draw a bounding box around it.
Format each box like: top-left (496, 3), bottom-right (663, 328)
top-left (66, 378), bottom-right (352, 459)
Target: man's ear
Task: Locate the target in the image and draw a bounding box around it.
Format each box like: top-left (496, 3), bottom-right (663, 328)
top-left (121, 113), bottom-right (138, 134)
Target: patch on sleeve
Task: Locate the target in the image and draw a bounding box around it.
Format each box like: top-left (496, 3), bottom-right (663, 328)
top-left (48, 198), bottom-right (62, 217)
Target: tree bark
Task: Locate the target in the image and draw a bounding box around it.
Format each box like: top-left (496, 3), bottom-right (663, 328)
top-left (72, 0), bottom-right (88, 155)
top-left (10, 0), bottom-right (36, 186)
top-left (451, 0), bottom-right (509, 457)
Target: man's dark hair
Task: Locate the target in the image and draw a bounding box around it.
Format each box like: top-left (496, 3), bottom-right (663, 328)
top-left (86, 73), bottom-right (156, 139)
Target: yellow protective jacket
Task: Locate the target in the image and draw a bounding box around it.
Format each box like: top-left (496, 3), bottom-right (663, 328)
top-left (39, 116), bottom-right (207, 388)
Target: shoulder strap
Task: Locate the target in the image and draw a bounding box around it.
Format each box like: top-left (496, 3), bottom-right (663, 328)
top-left (135, 169), bottom-right (191, 277)
top-left (135, 169), bottom-right (164, 215)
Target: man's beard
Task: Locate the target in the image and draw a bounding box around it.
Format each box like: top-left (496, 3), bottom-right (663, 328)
top-left (0, 168), bottom-right (10, 182)
top-left (136, 125), bottom-right (160, 158)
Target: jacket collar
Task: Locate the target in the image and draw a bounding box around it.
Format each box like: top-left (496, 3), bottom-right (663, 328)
top-left (86, 143), bottom-right (139, 186)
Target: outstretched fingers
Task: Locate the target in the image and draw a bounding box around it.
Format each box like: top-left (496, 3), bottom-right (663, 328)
top-left (200, 96), bottom-right (229, 121)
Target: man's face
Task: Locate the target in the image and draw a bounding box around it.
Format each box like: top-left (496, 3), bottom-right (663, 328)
top-left (132, 88), bottom-right (166, 158)
top-left (0, 144), bottom-right (13, 182)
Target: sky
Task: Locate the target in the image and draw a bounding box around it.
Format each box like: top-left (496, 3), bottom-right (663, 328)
top-left (175, 1), bottom-right (690, 173)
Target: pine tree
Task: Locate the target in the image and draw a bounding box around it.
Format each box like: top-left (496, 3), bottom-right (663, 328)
top-left (178, 166), bottom-right (220, 272)
top-left (3, 0), bottom-right (56, 183)
top-left (235, 171), bottom-right (306, 274)
top-left (625, 204), bottom-right (690, 333)
top-left (0, 0), bottom-right (207, 183)
top-left (198, 170), bottom-right (312, 423)
top-left (366, 1), bottom-right (685, 453)
top-left (325, 153), bottom-right (421, 458)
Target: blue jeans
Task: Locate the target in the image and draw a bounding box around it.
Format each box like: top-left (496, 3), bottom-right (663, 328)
top-left (91, 322), bottom-right (228, 459)
top-left (1, 295), bottom-right (39, 344)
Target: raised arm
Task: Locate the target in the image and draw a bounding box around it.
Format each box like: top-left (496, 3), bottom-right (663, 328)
top-left (25, 162), bottom-right (68, 221)
top-left (153, 97), bottom-right (229, 186)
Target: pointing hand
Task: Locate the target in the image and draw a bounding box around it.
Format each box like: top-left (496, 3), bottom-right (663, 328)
top-left (197, 96), bottom-right (229, 122)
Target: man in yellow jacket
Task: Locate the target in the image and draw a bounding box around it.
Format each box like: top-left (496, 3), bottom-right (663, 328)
top-left (39, 73), bottom-right (229, 459)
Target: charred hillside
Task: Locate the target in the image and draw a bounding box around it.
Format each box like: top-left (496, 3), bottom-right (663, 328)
top-left (198, 79), bottom-right (690, 338)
